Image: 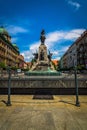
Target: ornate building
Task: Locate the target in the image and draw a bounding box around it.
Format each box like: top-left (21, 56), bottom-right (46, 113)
top-left (0, 27), bottom-right (19, 68)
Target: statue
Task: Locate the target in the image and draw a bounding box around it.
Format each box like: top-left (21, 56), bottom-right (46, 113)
top-left (48, 50), bottom-right (52, 61)
top-left (33, 53), bottom-right (38, 61)
top-left (40, 29), bottom-right (46, 44)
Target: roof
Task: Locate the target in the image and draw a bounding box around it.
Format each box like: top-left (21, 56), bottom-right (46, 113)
top-left (52, 59), bottom-right (58, 65)
top-left (13, 43), bottom-right (17, 47)
top-left (13, 44), bottom-right (19, 51)
top-left (0, 27), bottom-right (9, 35)
top-left (0, 34), bottom-right (19, 54)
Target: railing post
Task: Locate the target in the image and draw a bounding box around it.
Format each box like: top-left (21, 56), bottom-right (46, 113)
top-left (74, 66), bottom-right (80, 107)
top-left (7, 67), bottom-right (12, 106)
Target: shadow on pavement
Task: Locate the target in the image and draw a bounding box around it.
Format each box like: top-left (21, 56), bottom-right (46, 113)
top-left (1, 100), bottom-right (7, 105)
top-left (59, 100), bottom-right (75, 106)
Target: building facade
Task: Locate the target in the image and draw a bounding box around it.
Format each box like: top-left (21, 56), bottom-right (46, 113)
top-left (76, 31), bottom-right (87, 69)
top-left (60, 30), bottom-right (87, 69)
top-left (0, 27), bottom-right (20, 68)
top-left (18, 55), bottom-right (25, 69)
top-left (67, 42), bottom-right (77, 68)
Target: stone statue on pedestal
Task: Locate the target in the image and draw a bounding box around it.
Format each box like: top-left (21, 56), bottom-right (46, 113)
top-left (40, 29), bottom-right (46, 44)
top-left (30, 30), bottom-right (55, 71)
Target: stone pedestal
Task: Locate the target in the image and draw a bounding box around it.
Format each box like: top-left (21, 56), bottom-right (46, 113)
top-left (38, 44), bottom-right (49, 62)
top-left (31, 44), bottom-right (50, 71)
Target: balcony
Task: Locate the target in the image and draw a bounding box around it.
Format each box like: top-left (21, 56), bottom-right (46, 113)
top-left (0, 44), bottom-right (6, 51)
top-left (0, 51), bottom-right (5, 58)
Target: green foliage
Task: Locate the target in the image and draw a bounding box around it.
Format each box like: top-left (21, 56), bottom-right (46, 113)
top-left (77, 65), bottom-right (85, 70)
top-left (21, 68), bottom-right (29, 71)
top-left (30, 58), bottom-right (36, 68)
top-left (0, 62), bottom-right (6, 69)
top-left (11, 66), bottom-right (18, 70)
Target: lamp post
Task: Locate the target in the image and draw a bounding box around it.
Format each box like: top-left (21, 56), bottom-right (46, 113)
top-left (7, 66), bottom-right (11, 106)
top-left (74, 64), bottom-right (80, 107)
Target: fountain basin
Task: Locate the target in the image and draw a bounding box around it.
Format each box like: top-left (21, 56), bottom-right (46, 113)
top-left (25, 71), bottom-right (61, 76)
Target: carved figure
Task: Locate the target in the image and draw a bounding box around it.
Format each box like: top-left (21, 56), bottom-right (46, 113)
top-left (40, 29), bottom-right (46, 44)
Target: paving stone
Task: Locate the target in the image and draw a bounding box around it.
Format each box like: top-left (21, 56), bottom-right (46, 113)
top-left (0, 95), bottom-right (87, 130)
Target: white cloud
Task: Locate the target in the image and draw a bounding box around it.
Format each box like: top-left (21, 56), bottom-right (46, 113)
top-left (23, 28), bottom-right (85, 51)
top-left (52, 50), bottom-right (59, 55)
top-left (68, 0), bottom-right (81, 10)
top-left (21, 51), bottom-right (34, 62)
top-left (11, 37), bottom-right (18, 43)
top-left (50, 50), bottom-right (60, 60)
top-left (21, 28), bottom-right (85, 61)
top-left (6, 25), bottom-right (28, 35)
top-left (29, 42), bottom-right (40, 52)
top-left (59, 46), bottom-right (70, 53)
top-left (46, 29), bottom-right (85, 48)
top-left (53, 57), bottom-right (61, 60)
top-left (45, 31), bottom-right (64, 49)
top-left (46, 31), bottom-right (64, 43)
top-left (64, 29), bottom-right (85, 40)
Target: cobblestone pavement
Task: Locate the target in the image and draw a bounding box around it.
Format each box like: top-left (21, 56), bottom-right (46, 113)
top-left (0, 95), bottom-right (87, 130)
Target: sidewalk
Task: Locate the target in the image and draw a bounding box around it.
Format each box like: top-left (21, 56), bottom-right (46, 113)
top-left (0, 95), bottom-right (87, 130)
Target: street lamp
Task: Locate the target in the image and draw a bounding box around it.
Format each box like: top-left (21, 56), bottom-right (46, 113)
top-left (6, 66), bottom-right (12, 106)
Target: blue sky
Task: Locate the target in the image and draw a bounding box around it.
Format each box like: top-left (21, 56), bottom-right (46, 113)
top-left (0, 0), bottom-right (87, 61)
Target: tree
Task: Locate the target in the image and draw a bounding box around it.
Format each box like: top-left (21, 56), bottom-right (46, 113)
top-left (0, 62), bottom-right (6, 69)
top-left (0, 62), bottom-right (6, 77)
